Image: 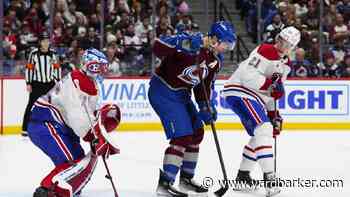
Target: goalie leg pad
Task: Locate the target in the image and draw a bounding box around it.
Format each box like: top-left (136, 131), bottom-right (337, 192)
top-left (40, 152), bottom-right (98, 197)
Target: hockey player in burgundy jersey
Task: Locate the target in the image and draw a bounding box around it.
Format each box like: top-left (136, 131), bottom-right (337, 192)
top-left (27, 48), bottom-right (121, 197)
top-left (149, 21), bottom-right (236, 196)
top-left (222, 27), bottom-right (301, 197)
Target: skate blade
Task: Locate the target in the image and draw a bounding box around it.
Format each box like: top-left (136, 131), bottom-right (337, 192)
top-left (266, 189), bottom-right (281, 197)
top-left (157, 190), bottom-right (189, 197)
top-left (156, 192), bottom-right (178, 197)
top-left (232, 186), bottom-right (259, 193)
top-left (178, 186), bottom-right (207, 197)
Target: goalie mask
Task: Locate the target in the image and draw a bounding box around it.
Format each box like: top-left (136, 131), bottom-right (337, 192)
top-left (81, 48), bottom-right (109, 83)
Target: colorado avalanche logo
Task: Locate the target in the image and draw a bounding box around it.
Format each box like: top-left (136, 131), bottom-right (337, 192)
top-left (178, 64), bottom-right (208, 86)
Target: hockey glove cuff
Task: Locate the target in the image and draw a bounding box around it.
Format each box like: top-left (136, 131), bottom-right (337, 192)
top-left (198, 100), bottom-right (217, 125)
top-left (267, 110), bottom-right (283, 137)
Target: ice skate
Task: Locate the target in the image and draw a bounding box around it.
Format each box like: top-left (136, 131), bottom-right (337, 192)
top-left (33, 186), bottom-right (57, 197)
top-left (179, 172), bottom-right (208, 195)
top-left (264, 172), bottom-right (281, 197)
top-left (156, 170), bottom-right (188, 197)
top-left (233, 170), bottom-right (259, 192)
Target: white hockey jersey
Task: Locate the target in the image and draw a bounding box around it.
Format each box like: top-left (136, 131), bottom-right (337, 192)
top-left (37, 69), bottom-right (99, 138)
top-left (222, 44), bottom-right (291, 111)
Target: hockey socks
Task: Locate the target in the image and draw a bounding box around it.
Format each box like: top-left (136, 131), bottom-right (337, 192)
top-left (254, 123), bottom-right (274, 173)
top-left (256, 145), bottom-right (274, 173)
top-left (180, 144), bottom-right (199, 178)
top-left (163, 145), bottom-right (186, 183)
top-left (240, 144), bottom-right (257, 171)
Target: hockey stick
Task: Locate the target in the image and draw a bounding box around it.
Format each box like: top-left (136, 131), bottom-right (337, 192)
top-left (273, 99), bottom-right (277, 173)
top-left (199, 72), bottom-right (229, 197)
top-left (82, 102), bottom-right (119, 197)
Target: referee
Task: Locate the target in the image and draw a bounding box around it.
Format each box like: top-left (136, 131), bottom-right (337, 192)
top-left (22, 32), bottom-right (62, 136)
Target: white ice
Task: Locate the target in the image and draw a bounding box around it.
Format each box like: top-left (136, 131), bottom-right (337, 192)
top-left (1, 131), bottom-right (349, 197)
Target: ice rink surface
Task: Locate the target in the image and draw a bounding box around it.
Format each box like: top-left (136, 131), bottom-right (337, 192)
top-left (1, 131), bottom-right (349, 197)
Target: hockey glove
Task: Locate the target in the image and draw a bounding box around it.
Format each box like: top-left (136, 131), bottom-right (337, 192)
top-left (178, 32), bottom-right (203, 54)
top-left (91, 124), bottom-right (120, 158)
top-left (267, 110), bottom-right (283, 137)
top-left (91, 104), bottom-right (121, 157)
top-left (262, 73), bottom-right (285, 100)
top-left (198, 100), bottom-right (217, 125)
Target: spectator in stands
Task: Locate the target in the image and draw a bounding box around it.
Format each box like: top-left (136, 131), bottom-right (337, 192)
top-left (318, 51), bottom-right (341, 78)
top-left (24, 7), bottom-right (45, 36)
top-left (246, 0), bottom-right (277, 42)
top-left (290, 48), bottom-right (313, 78)
top-left (89, 13), bottom-right (101, 30)
top-left (339, 53), bottom-right (350, 77)
top-left (115, 11), bottom-right (131, 33)
top-left (263, 13), bottom-right (285, 43)
top-left (62, 23), bottom-right (75, 47)
top-left (337, 0), bottom-right (350, 22)
top-left (3, 20), bottom-right (17, 52)
top-left (2, 0), bottom-right (196, 77)
top-left (124, 23), bottom-right (142, 50)
top-left (135, 17), bottom-right (153, 42)
top-left (156, 16), bottom-right (174, 37)
top-left (294, 0), bottom-right (308, 17)
top-left (105, 42), bottom-right (122, 76)
top-left (308, 37), bottom-right (320, 64)
top-left (18, 21), bottom-right (37, 53)
top-left (302, 3), bottom-right (319, 33)
top-left (78, 27), bottom-right (100, 49)
top-left (329, 13), bottom-right (349, 44)
top-left (157, 1), bottom-right (172, 27)
top-left (284, 4), bottom-right (297, 26)
top-left (64, 2), bottom-right (80, 25)
top-left (330, 37), bottom-right (348, 64)
top-left (3, 45), bottom-right (19, 75)
top-left (324, 4), bottom-right (337, 30)
top-left (4, 8), bottom-right (21, 31)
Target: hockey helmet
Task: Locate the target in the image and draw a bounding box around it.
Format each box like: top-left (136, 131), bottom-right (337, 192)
top-left (208, 21), bottom-right (237, 51)
top-left (277, 26), bottom-right (301, 50)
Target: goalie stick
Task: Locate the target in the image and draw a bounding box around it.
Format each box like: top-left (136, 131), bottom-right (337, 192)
top-left (82, 101), bottom-right (119, 197)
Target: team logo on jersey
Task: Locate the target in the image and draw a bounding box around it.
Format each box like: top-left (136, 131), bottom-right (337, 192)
top-left (178, 64), bottom-right (208, 86)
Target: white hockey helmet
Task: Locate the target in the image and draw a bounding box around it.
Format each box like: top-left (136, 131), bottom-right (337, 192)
top-left (277, 26), bottom-right (301, 50)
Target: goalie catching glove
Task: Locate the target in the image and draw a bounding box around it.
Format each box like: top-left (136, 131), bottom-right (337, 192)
top-left (84, 103), bottom-right (121, 157)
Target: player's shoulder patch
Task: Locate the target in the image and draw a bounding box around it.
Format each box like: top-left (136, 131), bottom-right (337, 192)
top-left (257, 43), bottom-right (280, 61)
top-left (70, 69), bottom-right (98, 96)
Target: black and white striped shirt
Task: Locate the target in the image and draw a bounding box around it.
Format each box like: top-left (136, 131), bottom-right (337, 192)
top-left (25, 48), bottom-right (62, 84)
